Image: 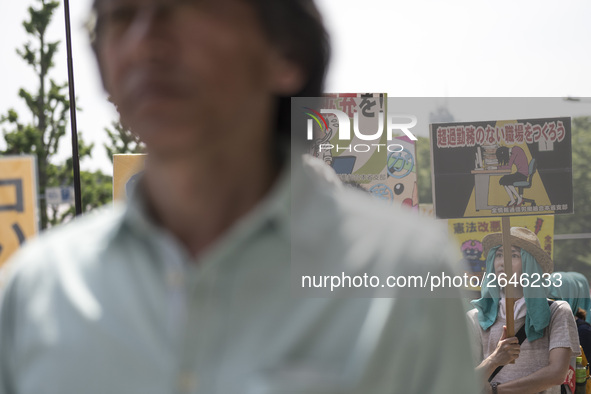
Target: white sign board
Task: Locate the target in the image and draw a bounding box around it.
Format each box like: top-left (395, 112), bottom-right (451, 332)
top-left (46, 186), bottom-right (75, 205)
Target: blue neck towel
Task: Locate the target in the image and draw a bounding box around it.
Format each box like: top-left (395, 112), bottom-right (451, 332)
top-left (549, 271), bottom-right (591, 323)
top-left (471, 246), bottom-right (551, 342)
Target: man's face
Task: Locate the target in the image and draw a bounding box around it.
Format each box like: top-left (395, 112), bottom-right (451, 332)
top-left (94, 0), bottom-right (300, 156)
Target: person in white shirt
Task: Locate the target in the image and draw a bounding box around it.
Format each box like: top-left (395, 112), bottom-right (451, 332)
top-left (0, 1), bottom-right (478, 393)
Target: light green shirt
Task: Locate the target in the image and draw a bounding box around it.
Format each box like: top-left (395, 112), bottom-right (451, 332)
top-left (0, 162), bottom-right (477, 393)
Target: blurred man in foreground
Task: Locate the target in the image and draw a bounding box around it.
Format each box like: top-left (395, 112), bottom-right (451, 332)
top-left (0, 0), bottom-right (477, 392)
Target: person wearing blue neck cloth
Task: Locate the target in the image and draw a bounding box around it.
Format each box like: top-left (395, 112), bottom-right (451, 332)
top-left (549, 271), bottom-right (591, 362)
top-left (467, 227), bottom-right (580, 394)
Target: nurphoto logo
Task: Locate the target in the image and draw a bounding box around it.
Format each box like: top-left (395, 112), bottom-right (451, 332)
top-left (304, 107), bottom-right (418, 153)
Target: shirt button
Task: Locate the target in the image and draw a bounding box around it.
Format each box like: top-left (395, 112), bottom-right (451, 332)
top-left (177, 372), bottom-right (197, 393)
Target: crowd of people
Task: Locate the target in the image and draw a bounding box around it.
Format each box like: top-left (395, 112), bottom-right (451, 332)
top-left (0, 0), bottom-right (589, 393)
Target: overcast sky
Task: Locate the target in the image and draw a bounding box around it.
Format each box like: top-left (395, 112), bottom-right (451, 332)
top-left (1, 0), bottom-right (591, 173)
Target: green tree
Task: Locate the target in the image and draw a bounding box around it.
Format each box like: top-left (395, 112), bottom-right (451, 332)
top-left (104, 120), bottom-right (145, 163)
top-left (554, 116), bottom-right (591, 278)
top-left (0, 0), bottom-right (68, 229)
top-left (417, 104), bottom-right (455, 208)
top-left (415, 136), bottom-right (433, 205)
top-left (46, 141), bottom-right (112, 226)
top-left (1, 0), bottom-right (114, 229)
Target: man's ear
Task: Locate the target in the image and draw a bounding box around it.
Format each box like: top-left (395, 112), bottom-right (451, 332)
top-left (268, 51), bottom-right (305, 96)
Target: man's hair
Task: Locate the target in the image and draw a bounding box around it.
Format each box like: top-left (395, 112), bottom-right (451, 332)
top-left (251, 0), bottom-right (330, 143)
top-left (88, 0), bottom-right (330, 159)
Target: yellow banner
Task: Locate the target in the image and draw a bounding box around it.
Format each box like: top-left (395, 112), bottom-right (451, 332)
top-left (0, 156), bottom-right (38, 267)
top-left (448, 215), bottom-right (555, 290)
top-left (113, 154), bottom-right (146, 201)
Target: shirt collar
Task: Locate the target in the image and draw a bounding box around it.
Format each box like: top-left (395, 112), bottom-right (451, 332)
top-left (110, 162), bottom-right (292, 261)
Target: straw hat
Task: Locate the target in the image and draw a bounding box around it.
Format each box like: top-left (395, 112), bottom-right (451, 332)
top-left (482, 227), bottom-right (553, 273)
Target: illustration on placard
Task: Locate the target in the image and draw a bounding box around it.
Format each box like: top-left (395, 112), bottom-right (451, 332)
top-left (449, 215), bottom-right (555, 291)
top-left (307, 93), bottom-right (418, 211)
top-left (431, 118), bottom-right (573, 219)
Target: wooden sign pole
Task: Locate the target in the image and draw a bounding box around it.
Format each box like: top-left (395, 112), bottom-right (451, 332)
top-left (501, 216), bottom-right (514, 338)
